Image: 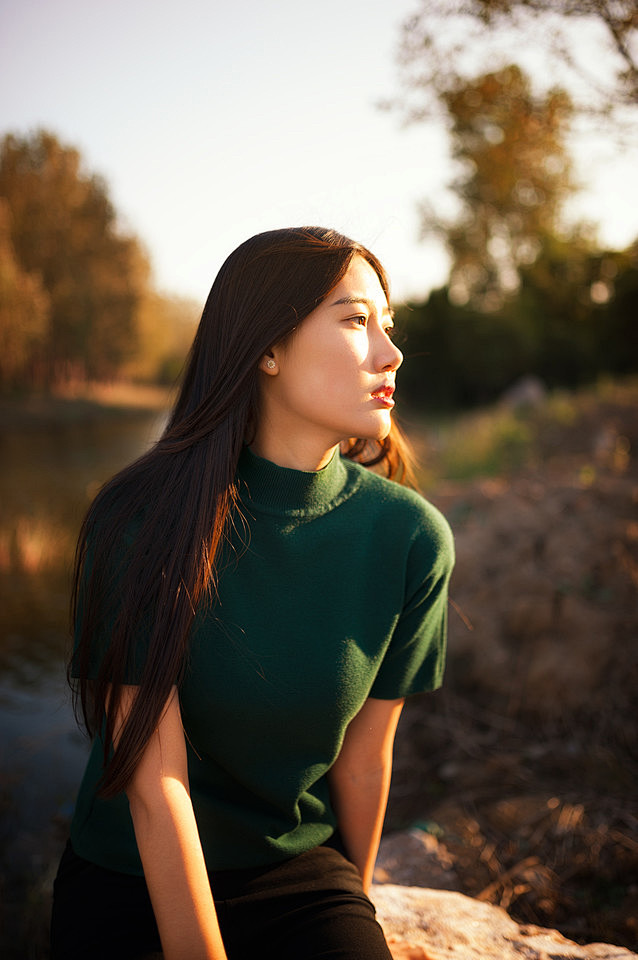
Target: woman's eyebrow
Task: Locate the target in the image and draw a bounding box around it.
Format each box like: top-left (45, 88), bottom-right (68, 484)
top-left (331, 295), bottom-right (394, 318)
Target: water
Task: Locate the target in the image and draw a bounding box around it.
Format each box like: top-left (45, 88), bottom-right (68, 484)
top-left (0, 409), bottom-right (165, 956)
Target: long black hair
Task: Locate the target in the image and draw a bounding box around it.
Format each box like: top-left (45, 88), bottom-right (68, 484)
top-left (71, 226), bottom-right (415, 797)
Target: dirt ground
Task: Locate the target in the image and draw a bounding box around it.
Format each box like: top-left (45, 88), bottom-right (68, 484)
top-left (387, 383), bottom-right (638, 950)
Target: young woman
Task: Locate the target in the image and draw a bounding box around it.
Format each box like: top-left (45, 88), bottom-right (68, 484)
top-left (51, 226), bottom-right (454, 960)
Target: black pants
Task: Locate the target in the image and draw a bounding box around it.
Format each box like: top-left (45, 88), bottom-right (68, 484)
top-left (50, 839), bottom-right (393, 959)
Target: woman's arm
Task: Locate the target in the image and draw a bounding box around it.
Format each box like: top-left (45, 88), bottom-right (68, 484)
top-left (114, 686), bottom-right (228, 960)
top-left (327, 697), bottom-right (405, 894)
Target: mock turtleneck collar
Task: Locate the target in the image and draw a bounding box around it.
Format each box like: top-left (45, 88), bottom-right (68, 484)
top-left (237, 446), bottom-right (358, 516)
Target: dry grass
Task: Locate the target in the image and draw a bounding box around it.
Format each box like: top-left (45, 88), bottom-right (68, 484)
top-left (389, 692), bottom-right (638, 948)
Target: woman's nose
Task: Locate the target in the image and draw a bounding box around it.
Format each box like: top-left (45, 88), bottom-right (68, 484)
top-left (377, 336), bottom-right (403, 372)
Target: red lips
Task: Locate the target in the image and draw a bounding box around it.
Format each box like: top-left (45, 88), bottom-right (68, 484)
top-left (370, 385), bottom-right (395, 400)
top-left (370, 385), bottom-right (395, 406)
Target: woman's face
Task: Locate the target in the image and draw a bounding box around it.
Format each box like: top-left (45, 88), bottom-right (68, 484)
top-left (255, 255), bottom-right (403, 469)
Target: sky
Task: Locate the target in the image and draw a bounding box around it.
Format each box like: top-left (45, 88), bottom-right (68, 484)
top-left (1, 0), bottom-right (637, 308)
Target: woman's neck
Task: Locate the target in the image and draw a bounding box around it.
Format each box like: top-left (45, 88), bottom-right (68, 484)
top-left (249, 432), bottom-right (339, 473)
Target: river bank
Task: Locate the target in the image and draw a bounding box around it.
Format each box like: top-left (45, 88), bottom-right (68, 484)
top-left (0, 382), bottom-right (172, 429)
top-left (0, 389), bottom-right (170, 957)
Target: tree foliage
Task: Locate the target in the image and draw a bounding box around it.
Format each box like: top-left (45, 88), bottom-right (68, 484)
top-left (427, 65), bottom-right (574, 309)
top-left (0, 198), bottom-right (49, 388)
top-left (393, 0), bottom-right (638, 121)
top-left (126, 291), bottom-right (201, 384)
top-left (396, 238), bottom-right (638, 411)
top-left (385, 9), bottom-right (638, 409)
top-left (0, 130), bottom-right (198, 392)
top-left (0, 130), bottom-right (149, 385)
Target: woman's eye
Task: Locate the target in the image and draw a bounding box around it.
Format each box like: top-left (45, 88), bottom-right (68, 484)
top-left (384, 326), bottom-right (396, 338)
top-left (350, 315), bottom-right (367, 327)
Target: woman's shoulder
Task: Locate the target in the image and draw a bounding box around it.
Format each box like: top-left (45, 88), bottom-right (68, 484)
top-left (342, 457), bottom-right (454, 552)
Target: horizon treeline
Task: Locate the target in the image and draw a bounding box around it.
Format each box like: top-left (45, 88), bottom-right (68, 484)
top-left (0, 129), bottom-right (199, 393)
top-left (395, 236), bottom-right (638, 410)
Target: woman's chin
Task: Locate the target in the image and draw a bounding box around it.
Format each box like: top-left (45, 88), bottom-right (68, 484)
top-left (364, 413), bottom-right (393, 442)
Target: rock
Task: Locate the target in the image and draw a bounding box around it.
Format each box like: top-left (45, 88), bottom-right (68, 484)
top-left (371, 884), bottom-right (638, 960)
top-left (499, 375), bottom-right (547, 410)
top-left (374, 828), bottom-right (459, 891)
top-left (372, 832), bottom-right (637, 960)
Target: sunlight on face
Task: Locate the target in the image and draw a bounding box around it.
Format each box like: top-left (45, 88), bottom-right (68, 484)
top-left (255, 256), bottom-right (403, 470)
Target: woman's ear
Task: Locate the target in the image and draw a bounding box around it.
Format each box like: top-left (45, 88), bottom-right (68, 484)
top-left (259, 353), bottom-right (278, 375)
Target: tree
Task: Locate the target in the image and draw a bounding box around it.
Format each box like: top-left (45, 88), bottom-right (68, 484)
top-left (385, 5), bottom-right (638, 405)
top-left (392, 0), bottom-right (638, 123)
top-left (600, 241), bottom-right (638, 373)
top-left (0, 199), bottom-right (49, 390)
top-left (395, 230), bottom-right (638, 411)
top-left (126, 291), bottom-right (200, 384)
top-left (422, 65), bottom-right (575, 309)
top-left (0, 130), bottom-right (149, 384)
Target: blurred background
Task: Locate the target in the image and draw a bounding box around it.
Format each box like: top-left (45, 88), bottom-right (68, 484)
top-left (1, 1), bottom-right (637, 956)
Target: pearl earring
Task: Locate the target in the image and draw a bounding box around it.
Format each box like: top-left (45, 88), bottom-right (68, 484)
top-left (266, 359), bottom-right (276, 369)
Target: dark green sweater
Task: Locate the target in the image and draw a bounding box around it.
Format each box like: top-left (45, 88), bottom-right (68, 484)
top-left (70, 447), bottom-right (454, 874)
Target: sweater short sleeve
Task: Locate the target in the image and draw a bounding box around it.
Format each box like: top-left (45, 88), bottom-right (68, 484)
top-left (369, 500), bottom-right (454, 700)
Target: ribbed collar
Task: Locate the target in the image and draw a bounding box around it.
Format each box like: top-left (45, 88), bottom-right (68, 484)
top-left (237, 446), bottom-right (356, 517)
